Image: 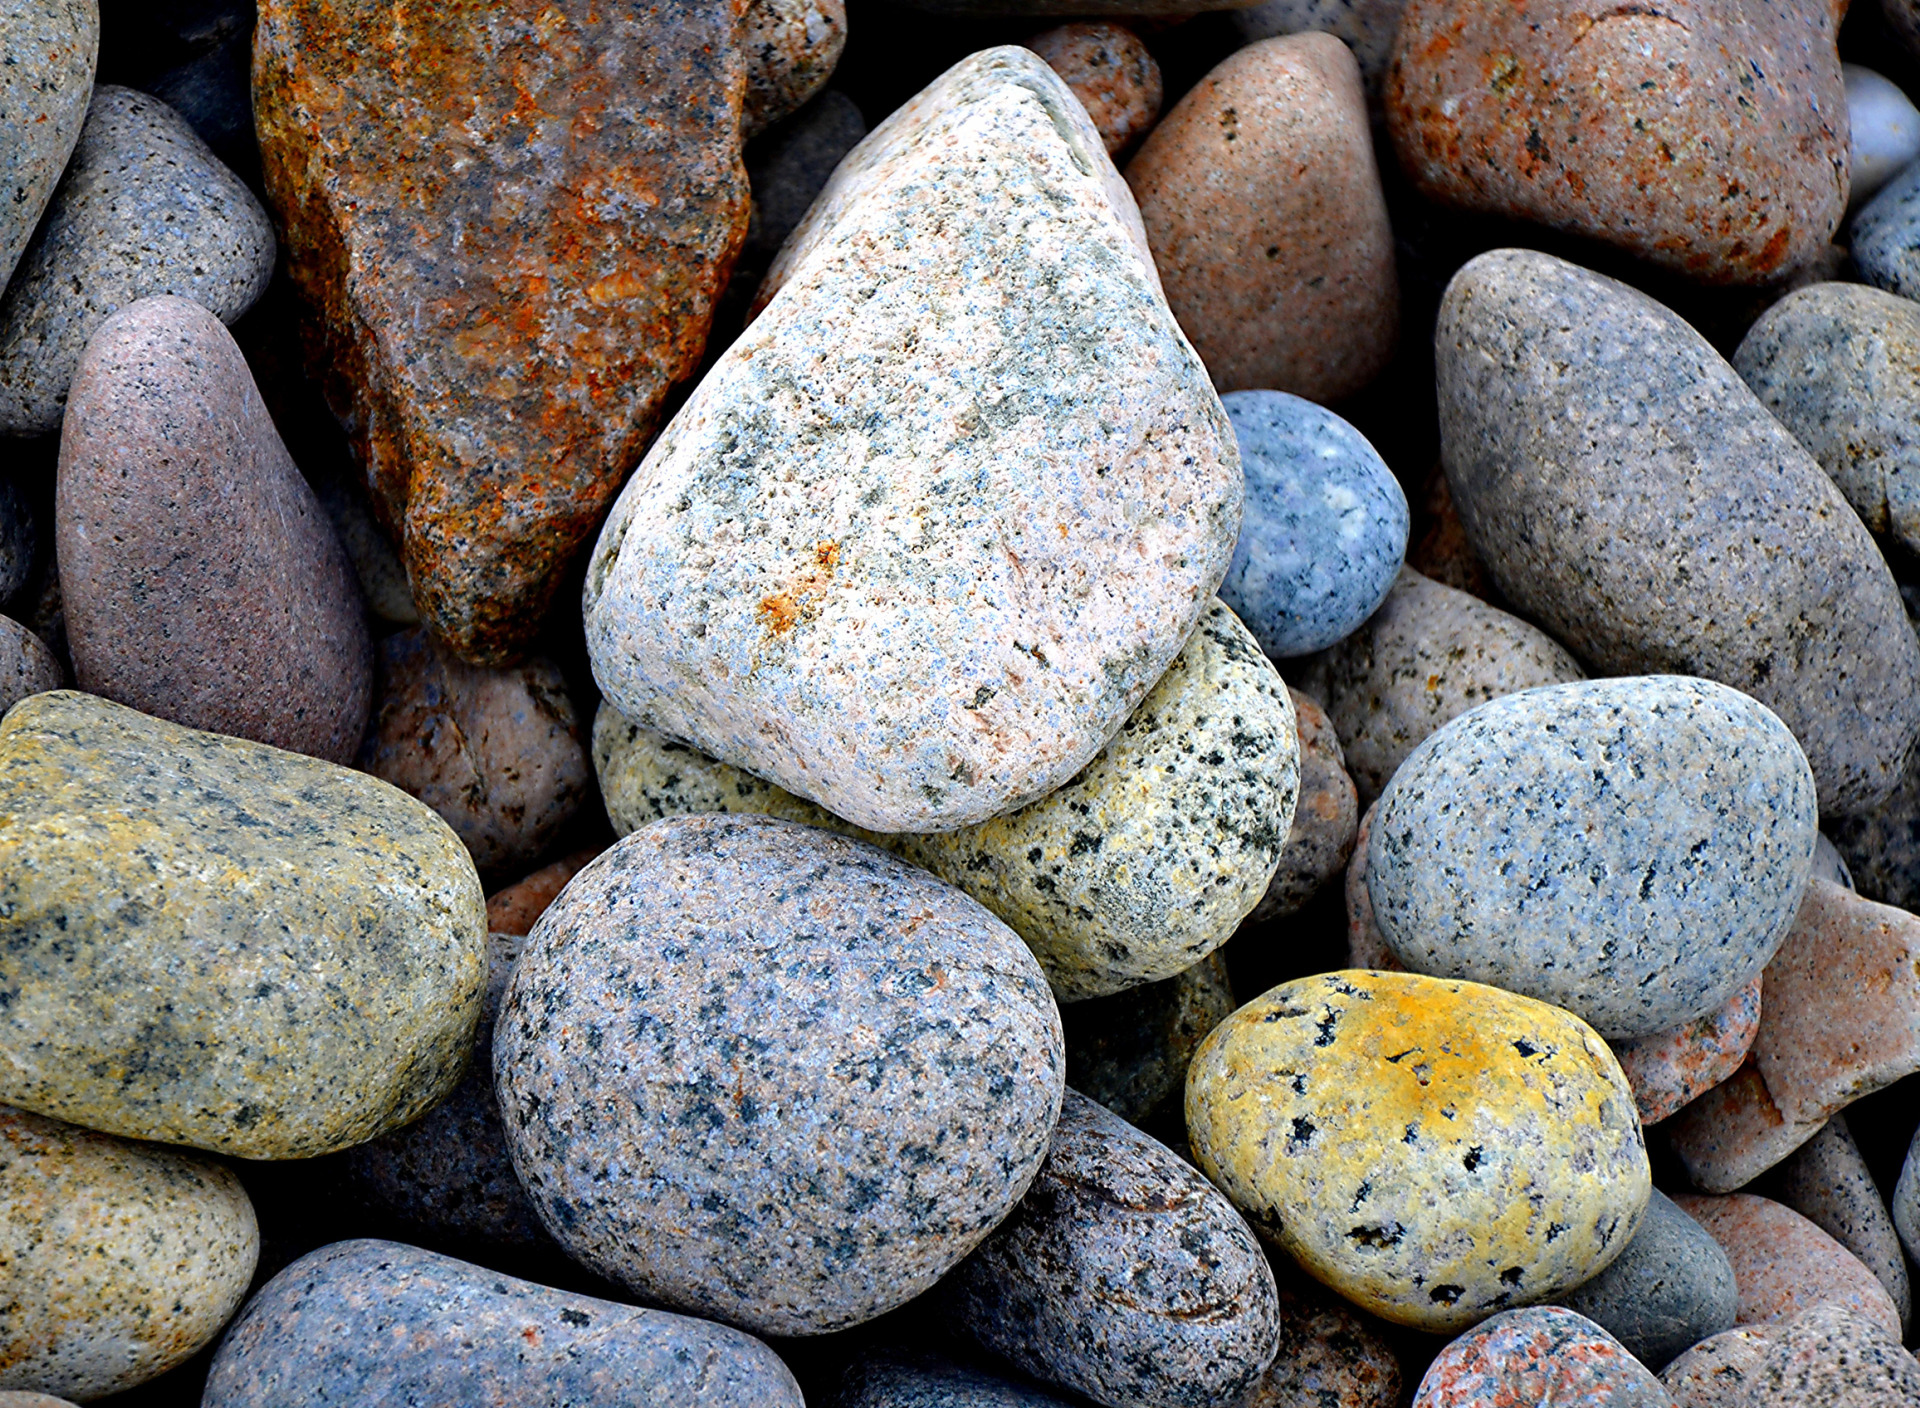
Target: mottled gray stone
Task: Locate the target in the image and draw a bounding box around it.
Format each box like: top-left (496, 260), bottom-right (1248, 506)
top-left (1772, 1116), bottom-right (1911, 1333)
top-left (1369, 676), bottom-right (1819, 1040)
top-left (1413, 1307), bottom-right (1671, 1407)
top-left (1557, 1187), bottom-right (1739, 1372)
top-left (201, 1240), bottom-right (803, 1408)
top-left (0, 86), bottom-right (273, 435)
top-left (1852, 156), bottom-right (1920, 300)
top-left (1228, 0), bottom-right (1407, 96)
top-left (1250, 686), bottom-right (1357, 922)
top-left (0, 0), bottom-right (97, 296)
top-left (1898, 1123), bottom-right (1920, 1268)
top-left (495, 813), bottom-right (1065, 1336)
top-left (587, 47), bottom-right (1238, 834)
top-left (1829, 747), bottom-right (1920, 910)
top-left (1062, 951), bottom-right (1234, 1125)
top-left (1437, 248), bottom-right (1920, 818)
top-left (1815, 833), bottom-right (1855, 890)
top-left (1663, 1303), bottom-right (1920, 1407)
top-left (939, 1090), bottom-right (1280, 1407)
top-left (1846, 66), bottom-right (1920, 205)
top-left (0, 617), bottom-right (61, 716)
top-left (741, 0), bottom-right (844, 137)
top-left (832, 1349), bottom-right (1080, 1408)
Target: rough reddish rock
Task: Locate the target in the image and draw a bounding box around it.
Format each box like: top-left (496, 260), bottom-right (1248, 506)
top-left (253, 0), bottom-right (750, 665)
top-left (1615, 978), bottom-right (1762, 1126)
top-left (484, 846), bottom-right (602, 936)
top-left (57, 295), bottom-right (371, 763)
top-left (1027, 23), bottom-right (1163, 156)
top-left (1385, 0), bottom-right (1849, 284)
top-left (1251, 685), bottom-right (1358, 921)
top-left (1664, 1303), bottom-right (1920, 1407)
top-left (1126, 32), bottom-right (1398, 402)
top-left (1411, 1307), bottom-right (1674, 1406)
top-left (1242, 1275), bottom-right (1402, 1407)
top-left (741, 0), bottom-right (845, 137)
top-left (1668, 1060), bottom-right (1826, 1194)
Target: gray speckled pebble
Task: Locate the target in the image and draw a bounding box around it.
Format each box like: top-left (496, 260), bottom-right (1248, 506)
top-left (1897, 1123), bottom-right (1920, 1268)
top-left (0, 85), bottom-right (274, 435)
top-left (0, 1394), bottom-right (81, 1407)
top-left (1663, 1302), bottom-right (1920, 1407)
top-left (1063, 952), bottom-right (1234, 1125)
top-left (833, 1349), bottom-right (1081, 1408)
top-left (1218, 390), bottom-right (1408, 659)
top-left (1368, 676), bottom-right (1819, 1040)
top-left (201, 1239), bottom-right (802, 1408)
top-left (1851, 157), bottom-right (1920, 301)
top-left (1774, 1116), bottom-right (1912, 1333)
top-left (1438, 248), bottom-right (1920, 818)
top-left (495, 813), bottom-right (1065, 1336)
top-left (939, 1089), bottom-right (1280, 1407)
top-left (0, 617), bottom-right (61, 716)
top-left (1815, 833), bottom-right (1854, 890)
top-left (0, 0), bottom-right (96, 296)
top-left (1557, 1187), bottom-right (1739, 1372)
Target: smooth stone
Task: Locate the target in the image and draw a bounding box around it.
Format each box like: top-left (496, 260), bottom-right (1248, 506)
top-left (0, 86), bottom-right (273, 436)
top-left (1250, 686), bottom-right (1358, 923)
top-left (1660, 1324), bottom-right (1776, 1407)
top-left (494, 814), bottom-right (1065, 1336)
top-left (58, 295), bottom-right (372, 764)
top-left (0, 1396), bottom-right (81, 1407)
top-left (1228, 0), bottom-right (1408, 97)
top-left (357, 627), bottom-right (591, 878)
top-left (598, 49), bottom-right (1236, 835)
top-left (255, 0), bottom-right (748, 665)
top-left (741, 0), bottom-right (844, 137)
top-left (1027, 23), bottom-right (1163, 157)
top-left (0, 1105), bottom-right (257, 1401)
top-left (484, 847), bottom-right (601, 936)
top-left (1771, 1116), bottom-right (1911, 1332)
top-left (1558, 1187), bottom-right (1740, 1371)
top-left (1367, 676), bottom-right (1818, 1040)
top-left (1815, 832), bottom-right (1854, 889)
top-left (1062, 951), bottom-right (1235, 1125)
top-left (1673, 1193), bottom-right (1902, 1339)
top-left (1217, 391), bottom-right (1408, 659)
top-left (1342, 801), bottom-right (1395, 970)
top-left (1126, 34), bottom-right (1398, 402)
top-left (1412, 1307), bottom-right (1673, 1407)
top-left (1847, 66), bottom-right (1920, 203)
top-left (1663, 1303), bottom-right (1920, 1408)
top-left (1297, 566), bottom-right (1585, 807)
top-left (1387, 0), bottom-right (1847, 283)
top-left (1187, 970), bottom-right (1651, 1332)
top-left (1899, 1124), bottom-right (1920, 1267)
top-left (1241, 1274), bottom-right (1402, 1408)
top-left (0, 690), bottom-right (486, 1159)
top-left (0, 617), bottom-right (63, 716)
top-left (1435, 248), bottom-right (1920, 818)
top-left (832, 1349), bottom-right (1080, 1408)
top-left (201, 1239), bottom-right (803, 1408)
top-left (1667, 1061), bottom-right (1828, 1197)
top-left (1828, 747), bottom-right (1920, 909)
top-left (1612, 978), bottom-right (1762, 1126)
top-left (1850, 156), bottom-right (1920, 299)
top-left (0, 0), bottom-right (97, 296)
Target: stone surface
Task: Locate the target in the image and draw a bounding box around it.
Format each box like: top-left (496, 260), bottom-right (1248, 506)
top-left (485, 847), bottom-right (602, 936)
top-left (1217, 391), bottom-right (1408, 660)
top-left (303, 450), bottom-right (419, 627)
top-left (0, 618), bottom-right (62, 716)
top-left (1250, 686), bottom-right (1358, 922)
top-left (0, 0), bottom-right (98, 296)
top-left (1771, 1116), bottom-right (1911, 1332)
top-left (1297, 566), bottom-right (1585, 808)
top-left (357, 627), bottom-right (591, 878)
top-left (595, 48), bottom-right (1236, 835)
top-left (1343, 802), bottom-right (1395, 969)
top-left (742, 0), bottom-right (844, 137)
top-left (201, 1239), bottom-right (803, 1408)
top-left (1847, 66), bottom-right (1920, 204)
top-left (832, 1349), bottom-right (1080, 1408)
top-left (1667, 1060), bottom-right (1828, 1196)
top-left (0, 1105), bottom-right (257, 1401)
top-left (1367, 676), bottom-right (1818, 1040)
top-left (1851, 149), bottom-right (1920, 298)
top-left (0, 1396), bottom-right (81, 1407)
top-left (1126, 34), bottom-right (1398, 402)
top-left (1558, 1187), bottom-right (1740, 1372)
top-left (1436, 249), bottom-right (1920, 818)
top-left (1829, 749), bottom-right (1920, 910)
top-left (0, 690), bottom-right (486, 1159)
top-left (1387, 0), bottom-right (1848, 284)
top-left (1660, 1324), bottom-right (1774, 1407)
top-left (1899, 1123), bottom-right (1920, 1267)
top-left (495, 814), bottom-right (1066, 1336)
top-left (1228, 0), bottom-right (1408, 97)
top-left (1027, 23), bottom-right (1163, 157)
top-left (1239, 1274), bottom-right (1402, 1408)
top-left (1673, 1193), bottom-right (1903, 1340)
top-left (0, 85), bottom-right (272, 437)
top-left (58, 295), bottom-right (372, 764)
top-left (254, 0), bottom-right (750, 665)
top-left (1814, 832), bottom-right (1854, 889)
top-left (1187, 970), bottom-right (1651, 1332)
top-left (1613, 978), bottom-right (1762, 1127)
top-left (1062, 951), bottom-right (1235, 1125)
top-left (1412, 1307), bottom-right (1674, 1407)
top-left (1664, 1303), bottom-right (1920, 1408)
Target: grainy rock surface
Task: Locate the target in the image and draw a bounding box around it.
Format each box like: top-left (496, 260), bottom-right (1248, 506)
top-left (0, 1395), bottom-right (82, 1407)
top-left (1667, 1061), bottom-right (1828, 1196)
top-left (1061, 953), bottom-right (1235, 1125)
top-left (1228, 0), bottom-right (1409, 96)
top-left (1664, 1302), bottom-right (1920, 1407)
top-left (741, 0), bottom-right (845, 137)
top-left (494, 814), bottom-right (1066, 1336)
top-left (1673, 1193), bottom-right (1903, 1340)
top-left (0, 1105), bottom-right (258, 1402)
top-left (0, 0), bottom-right (98, 295)
top-left (0, 618), bottom-right (62, 716)
top-left (832, 1349), bottom-right (1080, 1408)
top-left (1899, 1124), bottom-right (1920, 1267)
top-left (1436, 249), bottom-right (1920, 818)
top-left (1250, 686), bottom-right (1357, 922)
top-left (1558, 1187), bottom-right (1740, 1372)
top-left (1772, 1116), bottom-right (1911, 1332)
top-left (0, 690), bottom-right (486, 1159)
top-left (1240, 1275), bottom-right (1402, 1408)
top-left (1412, 1307), bottom-right (1674, 1407)
top-left (1612, 978), bottom-right (1762, 1126)
top-left (1850, 156), bottom-right (1920, 298)
top-left (1026, 23), bottom-right (1163, 157)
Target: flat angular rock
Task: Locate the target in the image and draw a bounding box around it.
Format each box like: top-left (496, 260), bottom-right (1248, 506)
top-left (1250, 686), bottom-right (1357, 922)
top-left (1436, 249), bottom-right (1920, 817)
top-left (588, 47), bottom-right (1239, 834)
top-left (1027, 23), bottom-right (1163, 157)
top-left (1771, 1116), bottom-right (1910, 1332)
top-left (1062, 952), bottom-right (1235, 1125)
top-left (1558, 1187), bottom-right (1740, 1372)
top-left (254, 0), bottom-right (750, 665)
top-left (1664, 1303), bottom-right (1920, 1408)
top-left (1613, 978), bottom-right (1762, 1126)
top-left (0, 0), bottom-right (97, 296)
top-left (1673, 1193), bottom-right (1902, 1340)
top-left (1412, 1307), bottom-right (1673, 1407)
top-left (741, 0), bottom-right (845, 137)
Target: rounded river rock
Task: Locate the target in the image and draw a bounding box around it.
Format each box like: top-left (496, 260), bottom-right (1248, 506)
top-left (0, 0), bottom-right (97, 295)
top-left (1412, 1306), bottom-right (1673, 1407)
top-left (1557, 1186), bottom-right (1740, 1371)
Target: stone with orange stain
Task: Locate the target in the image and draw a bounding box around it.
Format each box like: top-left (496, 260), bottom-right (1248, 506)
top-left (1411, 1307), bottom-right (1673, 1407)
top-left (252, 0), bottom-right (750, 665)
top-left (1385, 0), bottom-right (1848, 284)
top-left (1027, 22), bottom-right (1163, 156)
top-left (1672, 1193), bottom-right (1903, 1340)
top-left (1614, 977), bottom-right (1762, 1126)
top-left (484, 847), bottom-right (603, 936)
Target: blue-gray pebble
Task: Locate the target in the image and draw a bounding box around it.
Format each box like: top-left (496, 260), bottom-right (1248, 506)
top-left (1852, 158), bottom-right (1920, 301)
top-left (1219, 390), bottom-right (1408, 658)
top-left (1367, 676), bottom-right (1818, 1039)
top-left (1557, 1187), bottom-right (1739, 1371)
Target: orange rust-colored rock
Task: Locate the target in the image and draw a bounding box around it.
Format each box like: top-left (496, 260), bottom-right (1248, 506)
top-left (1027, 23), bottom-right (1164, 157)
top-left (485, 847), bottom-right (604, 936)
top-left (253, 0), bottom-right (751, 664)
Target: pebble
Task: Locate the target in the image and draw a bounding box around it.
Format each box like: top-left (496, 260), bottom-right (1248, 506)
top-left (1663, 1302), bottom-right (1920, 1407)
top-left (1847, 66), bottom-right (1920, 203)
top-left (1771, 1116), bottom-right (1911, 1332)
top-left (1828, 749), bottom-right (1920, 909)
top-left (201, 1239), bottom-right (804, 1408)
top-left (57, 295), bottom-right (372, 764)
top-left (1367, 676), bottom-right (1818, 1040)
top-left (485, 847), bottom-right (602, 936)
top-left (1815, 832), bottom-right (1855, 889)
top-left (1660, 1324), bottom-right (1775, 1407)
top-left (1557, 1187), bottom-right (1740, 1372)
top-left (1126, 34), bottom-right (1398, 402)
top-left (0, 0), bottom-right (97, 295)
top-left (493, 813), bottom-right (1066, 1336)
top-left (1186, 970), bottom-right (1650, 1331)
top-left (0, 1105), bottom-right (258, 1401)
top-left (1296, 565), bottom-right (1584, 806)
top-left (1216, 391), bottom-right (1408, 660)
top-left (0, 617), bottom-right (62, 716)
top-left (0, 1396), bottom-right (81, 1408)
top-left (0, 86), bottom-right (273, 436)
top-left (1227, 0), bottom-right (1408, 97)
top-left (1666, 1062), bottom-right (1828, 1198)
top-left (939, 1089), bottom-right (1280, 1406)
top-left (254, 0), bottom-right (749, 665)
top-left (357, 627), bottom-right (591, 878)
top-left (1411, 1307), bottom-right (1674, 1407)
top-left (1061, 951), bottom-right (1235, 1125)
top-left (1900, 1125), bottom-right (1920, 1267)
top-left (741, 0), bottom-right (845, 137)
top-left (1241, 1275), bottom-right (1403, 1408)
top-left (1849, 155), bottom-right (1920, 299)
top-left (0, 690), bottom-right (486, 1159)
top-left (590, 48), bottom-right (1237, 834)
top-left (1387, 0), bottom-right (1847, 283)
top-left (123, 1), bottom-right (257, 180)
top-left (1026, 23), bottom-right (1163, 156)
top-left (1250, 686), bottom-right (1358, 923)
top-left (1612, 978), bottom-right (1762, 1127)
top-left (832, 1349), bottom-right (1080, 1408)
top-left (1436, 249), bottom-right (1920, 818)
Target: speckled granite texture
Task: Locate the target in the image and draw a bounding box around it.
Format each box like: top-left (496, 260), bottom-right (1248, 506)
top-left (1558, 1187), bottom-right (1739, 1372)
top-left (1666, 1060), bottom-right (1827, 1195)
top-left (0, 691), bottom-right (486, 1158)
top-left (1899, 1125), bottom-right (1920, 1269)
top-left (588, 47), bottom-right (1238, 834)
top-left (201, 1240), bottom-right (803, 1408)
top-left (0, 620), bottom-right (61, 716)
top-left (1250, 686), bottom-right (1357, 922)
top-left (939, 1089), bottom-right (1280, 1407)
top-left (1412, 1307), bottom-right (1674, 1407)
top-left (1026, 24), bottom-right (1163, 157)
top-left (1187, 971), bottom-right (1650, 1331)
top-left (1368, 677), bottom-right (1818, 1039)
top-left (831, 1349), bottom-right (1081, 1407)
top-left (1850, 157), bottom-right (1920, 299)
top-left (1773, 1116), bottom-right (1911, 1332)
top-left (1436, 249), bottom-right (1920, 818)
top-left (1062, 952), bottom-right (1234, 1125)
top-left (0, 0), bottom-right (96, 295)
top-left (494, 813), bottom-right (1065, 1336)
top-left (1673, 1193), bottom-right (1902, 1340)
top-left (1241, 1276), bottom-right (1402, 1408)
top-left (1663, 1302), bottom-right (1920, 1408)
top-left (741, 0), bottom-right (844, 137)
top-left (1613, 978), bottom-right (1762, 1126)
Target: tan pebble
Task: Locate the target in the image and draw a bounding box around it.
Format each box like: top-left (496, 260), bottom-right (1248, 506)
top-left (742, 0), bottom-right (846, 136)
top-left (1673, 1193), bottom-right (1901, 1341)
top-left (1668, 1060), bottom-right (1827, 1195)
top-left (1027, 23), bottom-right (1163, 156)
top-left (484, 847), bottom-right (605, 936)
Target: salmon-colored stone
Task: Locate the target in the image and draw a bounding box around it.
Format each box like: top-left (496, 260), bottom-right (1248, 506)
top-left (1667, 1060), bottom-right (1825, 1194)
top-left (253, 0), bottom-right (750, 664)
top-left (1614, 978), bottom-right (1761, 1126)
top-left (484, 847), bottom-right (603, 936)
top-left (1027, 23), bottom-right (1164, 156)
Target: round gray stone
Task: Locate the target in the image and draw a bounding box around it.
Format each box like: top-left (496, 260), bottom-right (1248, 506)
top-left (1557, 1187), bottom-right (1739, 1372)
top-left (1852, 156), bottom-right (1920, 300)
top-left (1896, 1122), bottom-right (1920, 1267)
top-left (0, 616), bottom-right (61, 716)
top-left (0, 0), bottom-right (97, 296)
top-left (1771, 1115), bottom-right (1911, 1334)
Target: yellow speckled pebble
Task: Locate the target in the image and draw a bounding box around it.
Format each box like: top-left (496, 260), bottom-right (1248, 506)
top-left (1186, 970), bottom-right (1649, 1331)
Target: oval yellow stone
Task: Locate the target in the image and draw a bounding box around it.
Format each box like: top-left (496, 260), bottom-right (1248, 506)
top-left (1186, 970), bottom-right (1649, 1331)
